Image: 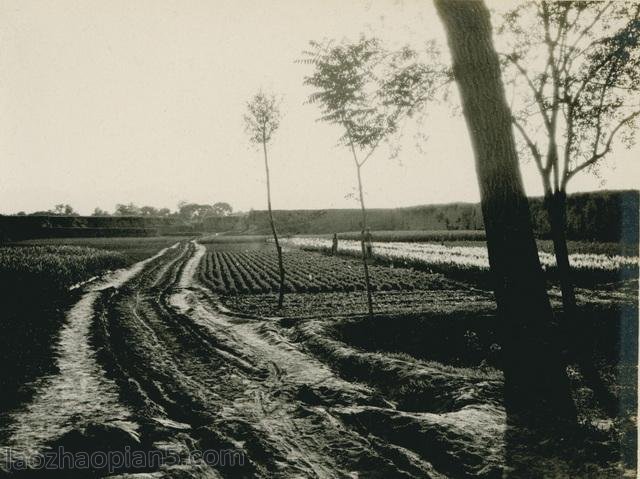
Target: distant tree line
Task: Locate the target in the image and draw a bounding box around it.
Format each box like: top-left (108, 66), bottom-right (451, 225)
top-left (15, 203), bottom-right (80, 217)
top-left (102, 201), bottom-right (233, 219)
top-left (3, 191), bottom-right (636, 243)
top-left (12, 201), bottom-right (233, 220)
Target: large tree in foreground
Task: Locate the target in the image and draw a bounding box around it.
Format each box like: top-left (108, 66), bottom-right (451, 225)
top-left (435, 0), bottom-right (576, 424)
top-left (244, 91), bottom-right (286, 308)
top-left (499, 1), bottom-right (640, 324)
top-left (302, 37), bottom-right (442, 315)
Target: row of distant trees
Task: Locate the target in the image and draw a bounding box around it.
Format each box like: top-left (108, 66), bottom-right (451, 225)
top-left (15, 203), bottom-right (80, 217)
top-left (14, 201), bottom-right (233, 220)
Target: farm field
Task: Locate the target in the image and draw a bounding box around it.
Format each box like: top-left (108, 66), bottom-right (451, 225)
top-left (198, 248), bottom-right (462, 294)
top-left (304, 229), bottom-right (640, 255)
top-left (0, 236), bottom-right (636, 477)
top-left (0, 239), bottom-right (503, 477)
top-left (199, 236), bottom-right (638, 319)
top-left (11, 235), bottom-right (193, 263)
top-left (198, 239), bottom-right (496, 317)
top-left (223, 289), bottom-right (496, 318)
top-left (284, 236), bottom-right (640, 287)
top-left (0, 245), bottom-right (127, 295)
top-left (313, 229), bottom-right (488, 242)
top-left (200, 238), bottom-right (636, 475)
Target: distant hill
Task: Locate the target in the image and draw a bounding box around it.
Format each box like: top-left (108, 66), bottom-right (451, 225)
top-left (1, 190), bottom-right (637, 243)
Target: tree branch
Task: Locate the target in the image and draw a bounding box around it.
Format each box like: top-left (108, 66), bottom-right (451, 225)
top-left (512, 116), bottom-right (545, 176)
top-left (359, 138), bottom-right (382, 168)
top-left (572, 6), bottom-right (640, 102)
top-left (591, 61), bottom-right (618, 162)
top-left (561, 100), bottom-right (575, 190)
top-left (568, 2), bottom-right (612, 54)
top-left (341, 114), bottom-right (362, 169)
top-left (561, 3), bottom-right (611, 82)
top-left (565, 110), bottom-right (640, 183)
top-left (507, 56), bottom-right (552, 131)
top-left (360, 107), bottom-right (405, 168)
top-left (540, 3), bottom-right (564, 182)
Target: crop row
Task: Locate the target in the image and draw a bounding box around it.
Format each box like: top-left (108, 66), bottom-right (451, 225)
top-left (328, 230), bottom-right (487, 242)
top-left (281, 237), bottom-right (640, 285)
top-left (198, 249), bottom-right (452, 295)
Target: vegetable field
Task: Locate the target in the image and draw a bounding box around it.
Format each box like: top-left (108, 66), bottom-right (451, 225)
top-left (198, 248), bottom-right (455, 295)
top-left (284, 237), bottom-right (640, 285)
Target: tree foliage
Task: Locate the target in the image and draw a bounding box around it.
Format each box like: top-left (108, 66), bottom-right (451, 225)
top-left (212, 202), bottom-right (233, 217)
top-left (243, 91), bottom-right (281, 145)
top-left (92, 207), bottom-right (110, 217)
top-left (177, 202), bottom-right (231, 220)
top-left (50, 204), bottom-right (78, 216)
top-left (301, 36), bottom-right (444, 164)
top-left (114, 203), bottom-right (142, 216)
top-left (301, 36), bottom-right (445, 316)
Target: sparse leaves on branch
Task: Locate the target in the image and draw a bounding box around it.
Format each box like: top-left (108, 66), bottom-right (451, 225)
top-left (244, 91), bottom-right (282, 145)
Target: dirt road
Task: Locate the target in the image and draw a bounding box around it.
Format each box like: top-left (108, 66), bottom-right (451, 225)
top-left (1, 241), bottom-right (505, 478)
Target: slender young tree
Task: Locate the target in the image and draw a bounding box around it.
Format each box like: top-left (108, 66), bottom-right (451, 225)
top-left (302, 37), bottom-right (442, 315)
top-left (435, 0), bottom-right (576, 426)
top-left (244, 91), bottom-right (286, 308)
top-left (498, 1), bottom-right (640, 322)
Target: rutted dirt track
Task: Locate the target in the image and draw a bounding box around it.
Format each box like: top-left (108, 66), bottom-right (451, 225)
top-left (2, 241), bottom-right (505, 478)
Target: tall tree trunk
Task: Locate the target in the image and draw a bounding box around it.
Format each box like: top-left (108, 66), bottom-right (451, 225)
top-left (263, 137), bottom-right (285, 308)
top-left (435, 0), bottom-right (576, 424)
top-left (546, 190), bottom-right (618, 417)
top-left (355, 163), bottom-right (374, 316)
top-left (545, 191), bottom-right (577, 318)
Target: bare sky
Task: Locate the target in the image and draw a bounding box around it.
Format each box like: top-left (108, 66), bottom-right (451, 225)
top-left (1, 0), bottom-right (638, 215)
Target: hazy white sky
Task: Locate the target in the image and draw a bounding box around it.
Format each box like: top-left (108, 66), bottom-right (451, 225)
top-left (1, 0), bottom-right (638, 215)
